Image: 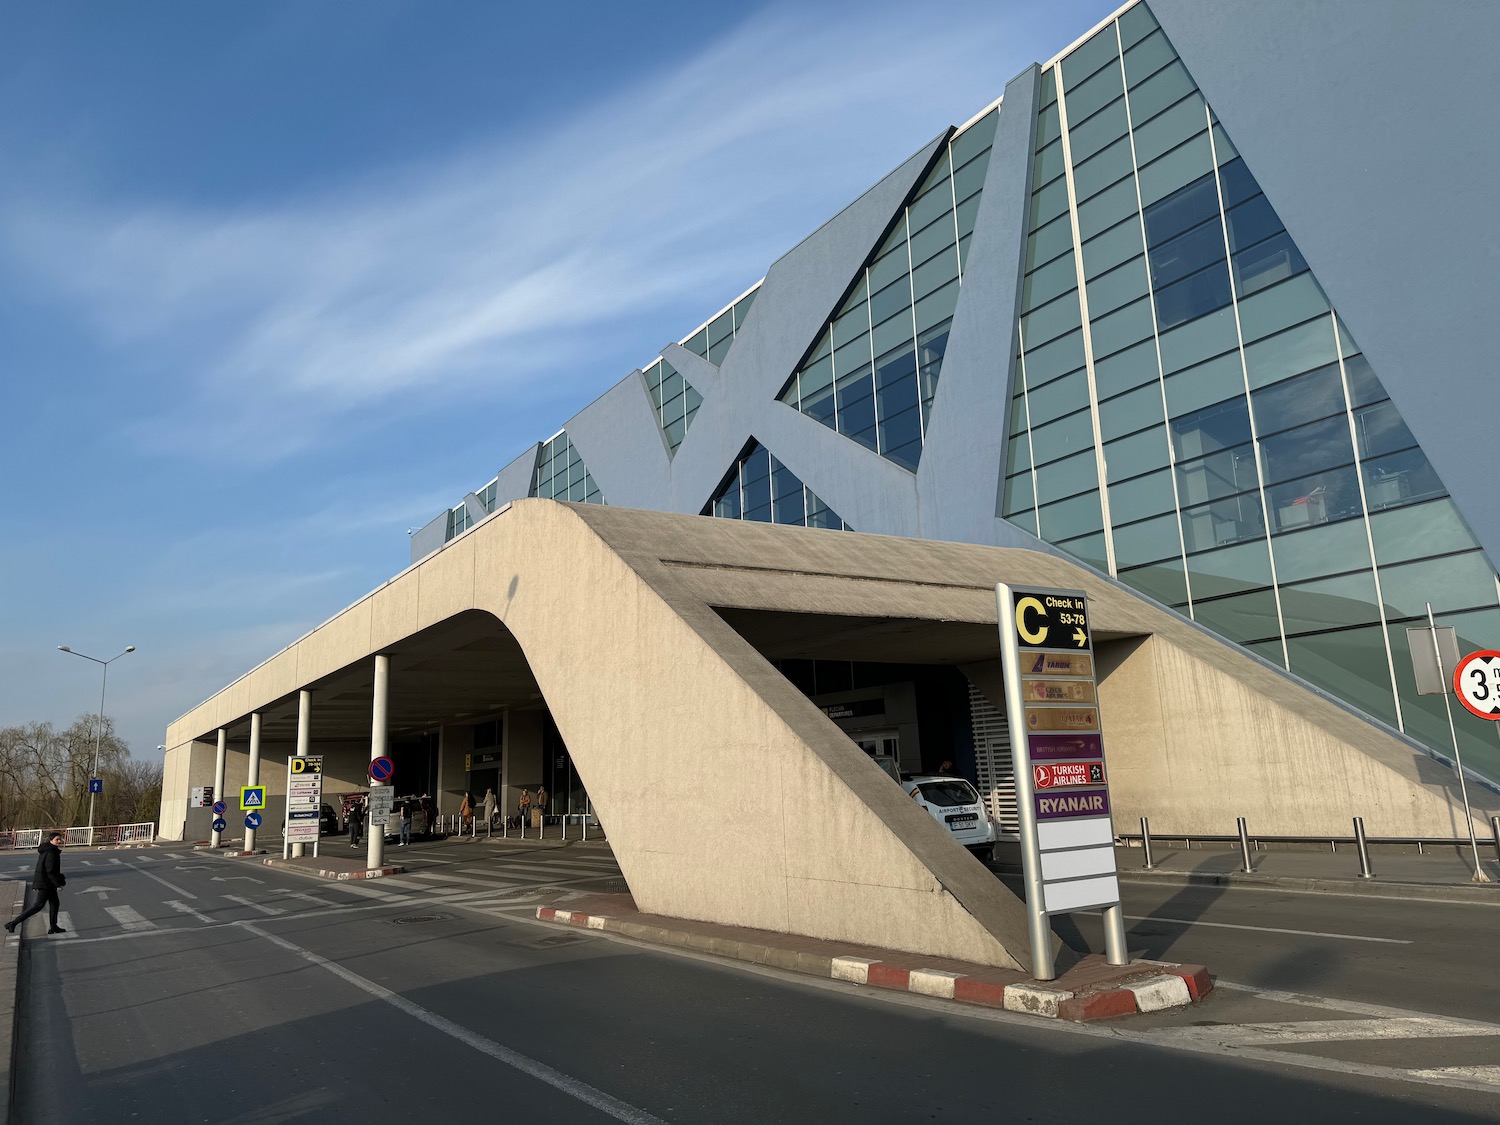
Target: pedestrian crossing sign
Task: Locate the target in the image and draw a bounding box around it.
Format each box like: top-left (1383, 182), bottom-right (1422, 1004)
top-left (240, 786), bottom-right (266, 810)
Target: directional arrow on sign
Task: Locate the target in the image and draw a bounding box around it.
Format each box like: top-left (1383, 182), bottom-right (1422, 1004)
top-left (1073, 627), bottom-right (1088, 647)
top-left (210, 876), bottom-right (265, 884)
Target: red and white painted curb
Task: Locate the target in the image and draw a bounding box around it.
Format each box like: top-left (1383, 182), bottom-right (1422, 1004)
top-left (536, 908), bottom-right (1210, 1021)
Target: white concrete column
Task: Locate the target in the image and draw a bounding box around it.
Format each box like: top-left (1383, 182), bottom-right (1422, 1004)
top-left (210, 728), bottom-right (228, 848)
top-left (243, 712), bottom-right (263, 852)
top-left (366, 655), bottom-right (389, 870)
top-left (292, 690), bottom-right (312, 858)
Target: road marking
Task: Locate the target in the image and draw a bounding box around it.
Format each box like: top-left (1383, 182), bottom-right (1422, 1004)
top-left (411, 872), bottom-right (519, 889)
top-left (1143, 1016), bottom-right (1500, 1047)
top-left (104, 905), bottom-right (154, 932)
top-left (240, 921), bottom-right (666, 1125)
top-left (277, 890), bottom-right (336, 908)
top-left (166, 900), bottom-right (216, 924)
top-left (224, 894), bottom-right (286, 916)
top-left (1409, 1066), bottom-right (1500, 1083)
top-left (1124, 913), bottom-right (1410, 945)
top-left (51, 911), bottom-right (76, 937)
top-left (123, 860), bottom-right (198, 900)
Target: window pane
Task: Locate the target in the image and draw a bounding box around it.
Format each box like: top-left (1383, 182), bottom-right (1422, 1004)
top-left (1139, 133), bottom-right (1214, 207)
top-left (1186, 535), bottom-right (1272, 596)
top-left (1021, 328), bottom-right (1086, 385)
top-left (1163, 351), bottom-right (1243, 418)
top-left (1237, 273), bottom-right (1330, 344)
top-left (1031, 408), bottom-right (1096, 465)
top-left (1094, 337), bottom-right (1160, 398)
top-left (1113, 512), bottom-right (1181, 567)
top-left (1271, 518), bottom-right (1372, 583)
top-left (1279, 570), bottom-right (1382, 635)
top-left (1120, 559), bottom-right (1189, 605)
top-left (1099, 381), bottom-right (1165, 441)
top-left (1243, 317), bottom-right (1338, 390)
top-left (1148, 219), bottom-right (1227, 290)
top-left (1023, 253), bottom-right (1079, 310)
top-left (1158, 305), bottom-right (1237, 374)
top-left (1035, 449), bottom-right (1100, 504)
top-left (1131, 92), bottom-right (1206, 166)
top-left (1363, 447), bottom-right (1446, 509)
top-left (1266, 466), bottom-right (1363, 532)
top-left (1171, 396), bottom-right (1251, 461)
top-left (1251, 363), bottom-right (1345, 438)
top-left (1026, 369), bottom-right (1088, 426)
top-left (1103, 425), bottom-right (1170, 482)
top-left (1153, 262), bottom-right (1232, 329)
top-left (1379, 551), bottom-right (1499, 619)
top-left (1369, 498), bottom-right (1481, 566)
top-left (1286, 627), bottom-right (1399, 727)
top-left (1259, 415), bottom-right (1354, 485)
top-left (1089, 296), bottom-right (1154, 358)
top-left (1109, 466), bottom-right (1177, 523)
top-left (1039, 489), bottom-right (1104, 540)
top-left (1073, 135), bottom-right (1135, 202)
top-left (1083, 217), bottom-right (1145, 279)
top-left (1193, 588), bottom-right (1281, 644)
top-left (1086, 256), bottom-right (1150, 317)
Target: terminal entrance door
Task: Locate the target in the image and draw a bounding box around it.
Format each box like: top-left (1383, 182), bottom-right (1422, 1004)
top-left (854, 731), bottom-right (901, 781)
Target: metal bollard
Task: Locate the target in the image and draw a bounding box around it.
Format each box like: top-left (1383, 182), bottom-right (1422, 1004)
top-left (1353, 816), bottom-right (1375, 879)
top-left (582, 814), bottom-right (588, 842)
top-left (1140, 817), bottom-right (1155, 870)
top-left (1236, 817), bottom-right (1253, 873)
top-left (561, 815), bottom-right (568, 842)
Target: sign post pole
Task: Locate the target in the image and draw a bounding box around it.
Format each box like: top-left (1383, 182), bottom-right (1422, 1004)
top-left (367, 654), bottom-right (390, 872)
top-left (1421, 603), bottom-right (1490, 883)
top-left (997, 582), bottom-right (1127, 979)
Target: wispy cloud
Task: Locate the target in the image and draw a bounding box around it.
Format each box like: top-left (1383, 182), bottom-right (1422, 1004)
top-left (1, 2), bottom-right (1015, 462)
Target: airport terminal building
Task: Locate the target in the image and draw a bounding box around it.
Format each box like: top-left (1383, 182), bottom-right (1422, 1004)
top-left (163, 1), bottom-right (1499, 965)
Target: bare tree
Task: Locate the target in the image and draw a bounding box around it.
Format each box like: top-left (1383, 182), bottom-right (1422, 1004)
top-left (0, 715), bottom-right (131, 830)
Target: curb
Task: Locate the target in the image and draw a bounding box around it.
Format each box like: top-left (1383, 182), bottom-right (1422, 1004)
top-left (535, 908), bottom-right (1209, 1022)
top-left (2, 880), bottom-right (27, 1125)
top-left (1116, 868), bottom-right (1500, 903)
top-left (258, 859), bottom-right (404, 880)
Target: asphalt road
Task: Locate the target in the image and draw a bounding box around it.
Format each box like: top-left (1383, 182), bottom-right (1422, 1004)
top-left (6, 840), bottom-right (1500, 1123)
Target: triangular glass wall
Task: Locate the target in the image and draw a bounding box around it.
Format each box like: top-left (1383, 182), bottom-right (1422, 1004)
top-left (777, 109), bottom-right (999, 471)
top-left (680, 287), bottom-right (759, 366)
top-left (531, 430), bottom-right (604, 504)
top-left (643, 357), bottom-right (703, 454)
top-left (999, 1), bottom-right (1500, 779)
top-left (705, 439), bottom-right (847, 530)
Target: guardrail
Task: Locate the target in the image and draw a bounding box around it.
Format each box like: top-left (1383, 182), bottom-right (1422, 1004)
top-left (3, 822), bottom-right (155, 848)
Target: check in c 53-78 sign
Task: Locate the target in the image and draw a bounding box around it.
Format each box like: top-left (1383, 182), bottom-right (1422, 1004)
top-left (996, 582), bottom-right (1126, 981)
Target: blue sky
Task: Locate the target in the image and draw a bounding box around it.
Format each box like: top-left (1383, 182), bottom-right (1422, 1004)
top-left (0, 0), bottom-right (1116, 759)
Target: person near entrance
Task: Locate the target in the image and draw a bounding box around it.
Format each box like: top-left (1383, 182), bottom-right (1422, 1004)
top-left (481, 788), bottom-right (496, 829)
top-left (534, 785), bottom-right (548, 829)
top-left (5, 831), bottom-right (68, 935)
top-left (399, 800), bottom-right (413, 847)
top-left (459, 792), bottom-right (473, 831)
top-left (517, 788), bottom-right (531, 829)
top-left (348, 800), bottom-right (365, 849)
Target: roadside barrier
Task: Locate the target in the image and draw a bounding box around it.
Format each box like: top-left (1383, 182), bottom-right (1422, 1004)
top-left (6, 822), bottom-right (155, 848)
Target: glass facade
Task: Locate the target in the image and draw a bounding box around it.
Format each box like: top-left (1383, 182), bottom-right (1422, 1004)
top-left (682, 287), bottom-right (760, 366)
top-left (532, 431), bottom-right (604, 505)
top-left (1001, 3), bottom-right (1500, 780)
top-left (776, 109), bottom-right (999, 471)
top-left (706, 439), bottom-right (847, 530)
top-left (642, 356), bottom-right (703, 454)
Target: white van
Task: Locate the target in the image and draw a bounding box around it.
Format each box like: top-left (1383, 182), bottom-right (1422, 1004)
top-left (901, 775), bottom-right (997, 861)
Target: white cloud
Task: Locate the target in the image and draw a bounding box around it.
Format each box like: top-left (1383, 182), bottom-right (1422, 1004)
top-left (0, 2), bottom-right (1017, 462)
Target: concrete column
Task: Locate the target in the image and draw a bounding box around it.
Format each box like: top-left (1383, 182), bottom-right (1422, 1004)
top-left (506, 709), bottom-right (545, 821)
top-left (366, 655), bottom-right (388, 870)
top-left (210, 728), bottom-right (228, 848)
top-left (243, 712), bottom-right (262, 852)
top-left (292, 690), bottom-right (312, 858)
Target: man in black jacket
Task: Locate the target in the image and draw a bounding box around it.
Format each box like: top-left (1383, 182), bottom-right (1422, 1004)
top-left (4, 832), bottom-right (68, 935)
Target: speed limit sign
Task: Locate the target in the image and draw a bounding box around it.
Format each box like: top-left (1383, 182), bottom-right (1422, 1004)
top-left (1453, 650), bottom-right (1500, 720)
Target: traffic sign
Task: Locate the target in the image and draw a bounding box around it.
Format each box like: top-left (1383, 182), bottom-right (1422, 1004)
top-left (1011, 591), bottom-right (1090, 650)
top-left (88, 778), bottom-right (103, 794)
top-left (212, 800), bottom-right (227, 816)
top-left (1454, 650), bottom-right (1500, 720)
top-left (240, 786), bottom-right (266, 810)
top-left (369, 757), bottom-right (394, 783)
top-left (213, 817), bottom-right (227, 832)
top-left (245, 811), bottom-right (262, 829)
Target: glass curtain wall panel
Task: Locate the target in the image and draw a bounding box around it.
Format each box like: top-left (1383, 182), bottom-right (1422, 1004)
top-left (1000, 0), bottom-right (1500, 781)
top-left (777, 109), bottom-right (999, 471)
top-left (705, 439), bottom-right (848, 530)
top-left (681, 287), bottom-right (760, 365)
top-left (531, 431), bottom-right (605, 505)
top-left (643, 357), bottom-right (704, 454)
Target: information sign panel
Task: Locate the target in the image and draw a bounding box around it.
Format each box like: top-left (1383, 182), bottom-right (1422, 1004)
top-left (285, 754), bottom-right (325, 845)
top-left (189, 786), bottom-right (214, 808)
top-left (996, 582), bottom-right (1124, 981)
top-left (368, 784), bottom-right (395, 836)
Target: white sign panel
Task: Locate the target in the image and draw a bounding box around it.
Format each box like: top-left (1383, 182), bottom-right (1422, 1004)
top-left (368, 784), bottom-right (395, 835)
top-left (284, 756), bottom-right (324, 844)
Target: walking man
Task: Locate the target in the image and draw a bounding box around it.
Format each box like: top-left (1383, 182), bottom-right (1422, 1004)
top-left (5, 831), bottom-right (68, 935)
top-left (348, 800), bottom-right (365, 849)
top-left (399, 800), bottom-right (412, 847)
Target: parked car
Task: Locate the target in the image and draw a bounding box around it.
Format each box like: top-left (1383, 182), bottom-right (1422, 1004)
top-left (318, 804), bottom-right (340, 836)
top-left (901, 775), bottom-right (997, 861)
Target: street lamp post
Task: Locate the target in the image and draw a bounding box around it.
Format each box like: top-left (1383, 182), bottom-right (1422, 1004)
top-left (57, 645), bottom-right (135, 844)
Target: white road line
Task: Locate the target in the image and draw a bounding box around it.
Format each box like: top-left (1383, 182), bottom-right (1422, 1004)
top-left (122, 860), bottom-right (197, 900)
top-left (329, 883), bottom-right (402, 900)
top-left (1408, 1066), bottom-right (1500, 1083)
top-left (51, 910), bottom-right (76, 937)
top-left (411, 872), bottom-right (518, 889)
top-left (1125, 913), bottom-right (1411, 945)
top-left (240, 920), bottom-right (666, 1125)
top-left (224, 894), bottom-right (287, 917)
top-left (166, 900), bottom-right (216, 924)
top-left (104, 905), bottom-right (154, 932)
top-left (277, 890), bottom-right (337, 909)
top-left (1143, 1016), bottom-right (1500, 1047)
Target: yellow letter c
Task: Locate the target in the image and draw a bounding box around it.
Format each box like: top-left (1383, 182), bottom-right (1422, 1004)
top-left (1016, 597), bottom-right (1048, 644)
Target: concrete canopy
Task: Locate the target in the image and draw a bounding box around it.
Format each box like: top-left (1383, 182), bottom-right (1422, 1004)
top-left (167, 500), bottom-right (1495, 970)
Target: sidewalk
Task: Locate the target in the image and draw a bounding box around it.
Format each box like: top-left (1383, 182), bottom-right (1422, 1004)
top-left (537, 892), bottom-right (1210, 1023)
top-left (1106, 841), bottom-right (1500, 902)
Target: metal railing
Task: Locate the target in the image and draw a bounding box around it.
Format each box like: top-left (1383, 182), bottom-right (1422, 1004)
top-left (5, 822), bottom-right (155, 848)
top-left (1124, 815), bottom-right (1500, 881)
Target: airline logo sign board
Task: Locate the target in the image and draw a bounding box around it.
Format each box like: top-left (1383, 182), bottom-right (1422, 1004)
top-left (1455, 650), bottom-right (1500, 720)
top-left (285, 755), bottom-right (325, 844)
top-left (997, 583), bottom-right (1121, 978)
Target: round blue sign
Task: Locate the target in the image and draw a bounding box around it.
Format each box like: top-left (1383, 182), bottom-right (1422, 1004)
top-left (369, 756), bottom-right (394, 782)
top-left (245, 811), bottom-right (262, 829)
top-left (212, 801), bottom-right (226, 816)
top-left (212, 817), bottom-right (227, 832)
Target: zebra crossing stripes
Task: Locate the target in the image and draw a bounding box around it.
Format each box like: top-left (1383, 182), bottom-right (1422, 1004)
top-left (224, 894), bottom-right (286, 916)
top-left (103, 905), bottom-right (153, 932)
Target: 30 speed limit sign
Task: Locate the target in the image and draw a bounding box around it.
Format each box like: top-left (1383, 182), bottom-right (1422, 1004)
top-left (1453, 650), bottom-right (1500, 720)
